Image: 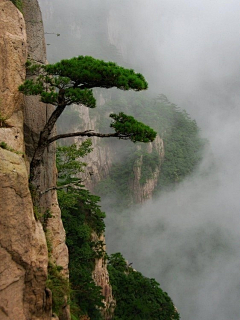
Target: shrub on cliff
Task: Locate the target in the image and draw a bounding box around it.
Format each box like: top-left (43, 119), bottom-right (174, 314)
top-left (108, 253), bottom-right (180, 320)
top-left (56, 140), bottom-right (105, 319)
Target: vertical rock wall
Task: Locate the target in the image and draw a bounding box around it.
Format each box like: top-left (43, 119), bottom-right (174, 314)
top-left (22, 0), bottom-right (69, 278)
top-left (0, 0), bottom-right (69, 319)
top-left (129, 135), bottom-right (164, 203)
top-left (0, 1), bottom-right (50, 319)
top-left (92, 234), bottom-right (115, 320)
top-left (71, 104), bottom-right (114, 192)
top-left (22, 0), bottom-right (70, 318)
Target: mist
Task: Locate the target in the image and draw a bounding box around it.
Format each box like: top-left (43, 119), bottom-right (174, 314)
top-left (39, 0), bottom-right (240, 319)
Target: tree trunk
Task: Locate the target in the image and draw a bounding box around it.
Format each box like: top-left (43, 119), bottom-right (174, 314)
top-left (30, 103), bottom-right (66, 198)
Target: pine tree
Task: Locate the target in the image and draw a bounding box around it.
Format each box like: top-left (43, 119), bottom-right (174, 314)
top-left (19, 55), bottom-right (156, 186)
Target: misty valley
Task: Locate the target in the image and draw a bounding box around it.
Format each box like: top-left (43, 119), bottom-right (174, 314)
top-left (1, 0), bottom-right (240, 319)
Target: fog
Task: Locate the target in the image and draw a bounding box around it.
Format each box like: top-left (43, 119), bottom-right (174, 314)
top-left (39, 1), bottom-right (240, 319)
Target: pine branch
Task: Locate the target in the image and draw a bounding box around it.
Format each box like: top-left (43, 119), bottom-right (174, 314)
top-left (47, 131), bottom-right (120, 144)
top-left (40, 181), bottom-right (84, 195)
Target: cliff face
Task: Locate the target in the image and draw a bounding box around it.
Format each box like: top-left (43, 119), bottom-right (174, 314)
top-left (92, 234), bottom-right (115, 320)
top-left (129, 135), bottom-right (164, 203)
top-left (0, 1), bottom-right (69, 319)
top-left (68, 105), bottom-right (115, 318)
top-left (22, 0), bottom-right (69, 278)
top-left (71, 104), bottom-right (114, 192)
top-left (0, 1), bottom-right (50, 319)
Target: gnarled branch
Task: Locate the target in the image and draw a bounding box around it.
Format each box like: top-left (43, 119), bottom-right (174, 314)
top-left (47, 131), bottom-right (121, 144)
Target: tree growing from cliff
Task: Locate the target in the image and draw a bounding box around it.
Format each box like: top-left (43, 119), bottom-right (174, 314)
top-left (19, 56), bottom-right (156, 184)
top-left (56, 140), bottom-right (106, 318)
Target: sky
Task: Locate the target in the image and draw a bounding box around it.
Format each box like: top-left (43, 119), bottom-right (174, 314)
top-left (39, 1), bottom-right (240, 319)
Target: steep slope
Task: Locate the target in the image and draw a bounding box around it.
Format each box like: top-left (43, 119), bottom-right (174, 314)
top-left (0, 1), bottom-right (69, 319)
top-left (0, 1), bottom-right (50, 319)
top-left (22, 0), bottom-right (69, 280)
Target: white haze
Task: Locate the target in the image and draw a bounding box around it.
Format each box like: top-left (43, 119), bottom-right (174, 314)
top-left (39, 1), bottom-right (240, 319)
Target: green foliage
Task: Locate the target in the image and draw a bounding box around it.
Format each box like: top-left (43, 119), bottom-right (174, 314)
top-left (154, 95), bottom-right (206, 188)
top-left (58, 187), bottom-right (106, 237)
top-left (19, 56), bottom-right (148, 108)
top-left (108, 253), bottom-right (180, 320)
top-left (44, 56), bottom-right (148, 91)
top-left (33, 205), bottom-right (41, 220)
top-left (0, 141), bottom-right (8, 149)
top-left (57, 139), bottom-right (93, 184)
top-left (0, 141), bottom-right (24, 155)
top-left (42, 209), bottom-right (53, 232)
top-left (10, 0), bottom-right (23, 12)
top-left (110, 112), bottom-right (157, 142)
top-left (140, 150), bottom-right (161, 184)
top-left (94, 92), bottom-right (205, 207)
top-left (56, 142), bottom-right (106, 319)
top-left (47, 262), bottom-right (70, 316)
top-left (19, 56), bottom-right (154, 182)
top-left (0, 112), bottom-right (7, 128)
top-left (58, 188), bottom-right (105, 319)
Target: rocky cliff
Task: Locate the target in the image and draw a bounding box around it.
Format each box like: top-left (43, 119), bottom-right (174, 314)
top-left (0, 1), bottom-right (69, 319)
top-left (69, 104), bottom-right (114, 192)
top-left (0, 1), bottom-right (117, 319)
top-left (0, 1), bottom-right (165, 318)
top-left (22, 0), bottom-right (69, 281)
top-left (0, 1), bottom-right (50, 319)
top-left (129, 135), bottom-right (164, 203)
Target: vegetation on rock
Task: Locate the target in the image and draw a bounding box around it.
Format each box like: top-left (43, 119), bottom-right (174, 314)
top-left (0, 141), bottom-right (23, 155)
top-left (94, 92), bottom-right (205, 208)
top-left (46, 262), bottom-right (70, 317)
top-left (107, 252), bottom-right (180, 320)
top-left (56, 139), bottom-right (180, 319)
top-left (56, 140), bottom-right (106, 319)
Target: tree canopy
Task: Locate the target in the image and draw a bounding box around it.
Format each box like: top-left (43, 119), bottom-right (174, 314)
top-left (107, 252), bottom-right (180, 320)
top-left (19, 56), bottom-right (148, 107)
top-left (19, 55), bottom-right (155, 184)
top-left (47, 112), bottom-right (157, 144)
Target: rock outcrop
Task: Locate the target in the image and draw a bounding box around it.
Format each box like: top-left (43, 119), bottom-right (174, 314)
top-left (22, 0), bottom-right (69, 280)
top-left (92, 233), bottom-right (115, 320)
top-left (0, 1), bottom-right (50, 319)
top-left (71, 104), bottom-right (114, 192)
top-left (0, 1), bottom-right (69, 319)
top-left (130, 135), bottom-right (164, 203)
